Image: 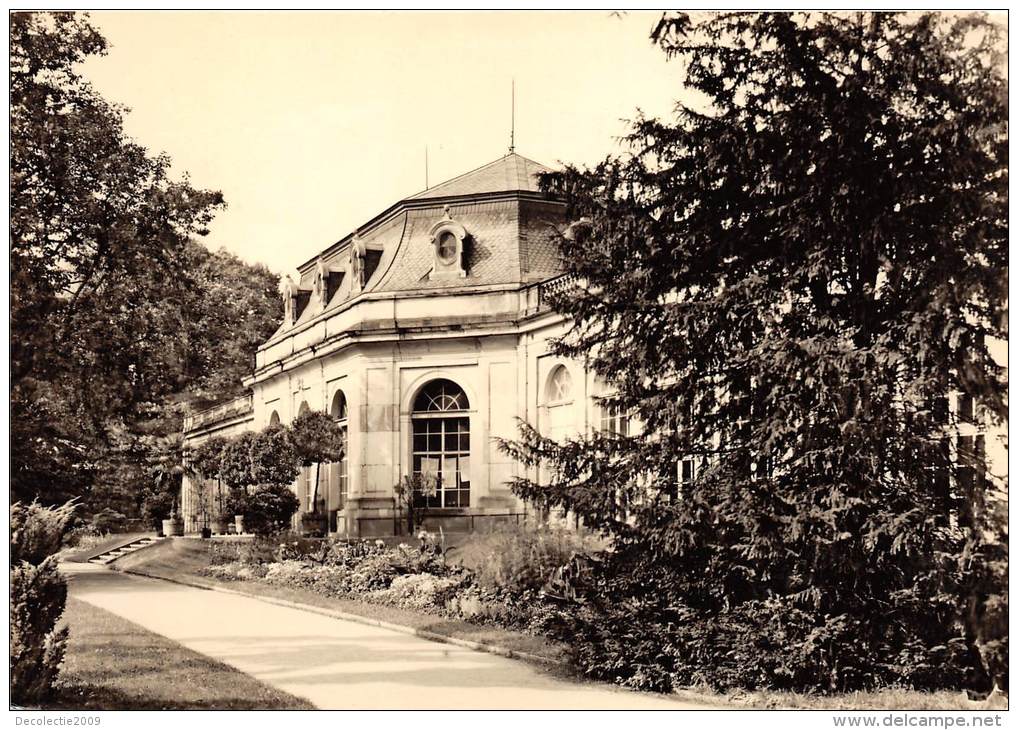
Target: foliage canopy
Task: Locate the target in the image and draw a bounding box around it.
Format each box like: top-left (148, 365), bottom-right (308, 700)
top-left (503, 11), bottom-right (1007, 693)
top-left (10, 13), bottom-right (281, 513)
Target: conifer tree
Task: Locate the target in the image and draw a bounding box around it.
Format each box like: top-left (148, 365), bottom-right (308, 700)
top-left (503, 11), bottom-right (1007, 693)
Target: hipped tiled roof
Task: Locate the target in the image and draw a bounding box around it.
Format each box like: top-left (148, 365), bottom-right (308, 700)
top-left (408, 153), bottom-right (551, 200)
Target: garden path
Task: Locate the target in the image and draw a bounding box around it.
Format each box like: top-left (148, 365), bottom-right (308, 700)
top-left (62, 563), bottom-right (711, 710)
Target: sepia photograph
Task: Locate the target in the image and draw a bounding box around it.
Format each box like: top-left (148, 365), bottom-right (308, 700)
top-left (9, 6), bottom-right (1009, 718)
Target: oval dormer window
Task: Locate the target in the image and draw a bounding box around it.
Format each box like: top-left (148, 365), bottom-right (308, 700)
top-left (428, 208), bottom-right (467, 280)
top-left (437, 231), bottom-right (458, 264)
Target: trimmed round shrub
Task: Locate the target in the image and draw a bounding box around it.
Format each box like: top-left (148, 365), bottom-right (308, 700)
top-left (242, 484), bottom-right (299, 537)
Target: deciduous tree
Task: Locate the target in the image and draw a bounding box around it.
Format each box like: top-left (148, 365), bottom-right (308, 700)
top-left (290, 411), bottom-right (346, 515)
top-left (10, 13), bottom-right (281, 510)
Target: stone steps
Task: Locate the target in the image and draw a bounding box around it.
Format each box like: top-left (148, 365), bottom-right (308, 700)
top-left (87, 536), bottom-right (164, 565)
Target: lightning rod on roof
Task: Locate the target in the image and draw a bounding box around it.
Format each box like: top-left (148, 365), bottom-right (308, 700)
top-left (425, 145), bottom-right (429, 190)
top-left (508, 78), bottom-right (515, 155)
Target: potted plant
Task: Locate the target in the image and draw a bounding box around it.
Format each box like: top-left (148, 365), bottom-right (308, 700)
top-left (193, 479), bottom-right (213, 539)
top-left (225, 489), bottom-right (248, 535)
top-left (143, 488), bottom-right (173, 536)
top-left (393, 472), bottom-right (438, 535)
top-left (243, 484), bottom-right (300, 537)
top-left (289, 410), bottom-right (345, 536)
top-left (190, 435), bottom-right (231, 535)
top-left (162, 498), bottom-right (183, 537)
top-left (220, 432), bottom-right (259, 533)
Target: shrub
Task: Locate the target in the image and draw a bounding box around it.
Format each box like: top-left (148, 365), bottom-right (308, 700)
top-left (444, 584), bottom-right (511, 624)
top-left (454, 523), bottom-right (593, 594)
top-left (322, 539), bottom-right (386, 569)
top-left (207, 540), bottom-right (245, 566)
top-left (62, 527), bottom-right (110, 553)
top-left (347, 552), bottom-right (398, 592)
top-left (368, 573), bottom-right (463, 612)
top-left (249, 424), bottom-right (300, 487)
top-left (141, 489), bottom-right (175, 530)
top-left (89, 506), bottom-right (128, 534)
top-left (387, 538), bottom-right (450, 577)
top-left (289, 410), bottom-right (345, 514)
top-left (224, 487), bottom-right (247, 516)
top-left (263, 560), bottom-right (349, 596)
top-left (536, 547), bottom-right (976, 694)
top-left (242, 484), bottom-right (299, 537)
top-left (202, 561), bottom-right (269, 582)
top-left (11, 501), bottom-right (77, 705)
top-left (220, 432), bottom-right (257, 492)
top-left (274, 534), bottom-right (331, 564)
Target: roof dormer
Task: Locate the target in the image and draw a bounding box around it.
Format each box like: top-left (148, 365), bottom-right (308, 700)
top-left (429, 206), bottom-right (468, 280)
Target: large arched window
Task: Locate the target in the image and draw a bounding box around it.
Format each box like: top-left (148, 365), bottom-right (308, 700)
top-left (329, 390), bottom-right (349, 514)
top-left (268, 410), bottom-right (280, 427)
top-left (543, 365), bottom-right (575, 443)
top-left (411, 379), bottom-right (470, 508)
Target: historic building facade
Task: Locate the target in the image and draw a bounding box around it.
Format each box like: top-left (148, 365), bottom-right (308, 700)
top-left (181, 153), bottom-right (605, 535)
top-left (180, 152), bottom-right (1008, 536)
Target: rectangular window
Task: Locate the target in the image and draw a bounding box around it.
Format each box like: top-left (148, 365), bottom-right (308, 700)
top-left (600, 403), bottom-right (630, 436)
top-left (681, 458), bottom-right (695, 485)
top-left (412, 417), bottom-right (470, 508)
top-left (957, 393), bottom-right (975, 424)
top-left (337, 424), bottom-right (348, 510)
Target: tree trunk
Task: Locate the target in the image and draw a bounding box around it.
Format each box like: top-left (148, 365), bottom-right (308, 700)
top-left (310, 462), bottom-right (321, 514)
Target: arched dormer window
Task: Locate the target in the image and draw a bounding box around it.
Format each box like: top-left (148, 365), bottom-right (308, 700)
top-left (428, 206), bottom-right (467, 280)
top-left (411, 379), bottom-right (470, 508)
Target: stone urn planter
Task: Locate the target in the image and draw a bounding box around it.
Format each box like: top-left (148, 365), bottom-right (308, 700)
top-left (214, 518), bottom-right (231, 535)
top-left (300, 512), bottom-right (327, 537)
top-left (234, 514), bottom-right (245, 534)
top-left (162, 517), bottom-right (183, 537)
top-left (200, 526), bottom-right (212, 539)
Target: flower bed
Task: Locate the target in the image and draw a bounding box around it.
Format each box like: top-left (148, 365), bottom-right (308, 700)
top-left (198, 526), bottom-right (592, 637)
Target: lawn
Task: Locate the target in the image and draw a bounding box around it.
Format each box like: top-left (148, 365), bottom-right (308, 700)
top-left (44, 597), bottom-right (313, 710)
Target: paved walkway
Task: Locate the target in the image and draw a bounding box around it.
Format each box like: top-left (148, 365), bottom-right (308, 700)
top-left (63, 563), bottom-right (709, 710)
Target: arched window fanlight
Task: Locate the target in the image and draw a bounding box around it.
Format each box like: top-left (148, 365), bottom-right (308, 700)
top-left (545, 365), bottom-right (573, 404)
top-left (413, 378), bottom-right (470, 413)
top-left (411, 378), bottom-right (470, 509)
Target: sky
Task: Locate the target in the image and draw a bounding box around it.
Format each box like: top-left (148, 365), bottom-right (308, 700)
top-left (81, 11), bottom-right (688, 277)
